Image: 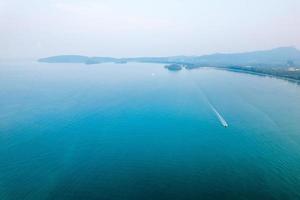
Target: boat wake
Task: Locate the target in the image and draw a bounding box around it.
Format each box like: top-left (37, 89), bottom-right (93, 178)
top-left (188, 76), bottom-right (229, 128)
top-left (209, 103), bottom-right (228, 128)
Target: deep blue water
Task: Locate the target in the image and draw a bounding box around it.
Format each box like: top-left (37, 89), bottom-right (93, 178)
top-left (1, 61), bottom-right (300, 200)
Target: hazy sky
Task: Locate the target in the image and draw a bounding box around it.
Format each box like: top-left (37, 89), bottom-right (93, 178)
top-left (1, 0), bottom-right (300, 59)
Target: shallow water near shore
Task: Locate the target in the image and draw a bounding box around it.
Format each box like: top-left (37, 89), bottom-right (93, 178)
top-left (1, 61), bottom-right (300, 200)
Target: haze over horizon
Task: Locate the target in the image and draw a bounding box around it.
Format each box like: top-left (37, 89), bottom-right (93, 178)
top-left (1, 0), bottom-right (300, 59)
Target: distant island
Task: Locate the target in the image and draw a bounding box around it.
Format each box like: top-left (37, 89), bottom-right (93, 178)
top-left (38, 47), bottom-right (300, 80)
top-left (164, 64), bottom-right (183, 71)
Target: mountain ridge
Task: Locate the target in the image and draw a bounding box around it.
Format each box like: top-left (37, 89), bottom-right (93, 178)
top-left (38, 46), bottom-right (300, 67)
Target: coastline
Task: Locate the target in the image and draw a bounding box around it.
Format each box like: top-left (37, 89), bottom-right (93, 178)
top-left (218, 67), bottom-right (300, 85)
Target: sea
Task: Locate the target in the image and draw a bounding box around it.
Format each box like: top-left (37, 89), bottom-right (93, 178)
top-left (0, 61), bottom-right (300, 200)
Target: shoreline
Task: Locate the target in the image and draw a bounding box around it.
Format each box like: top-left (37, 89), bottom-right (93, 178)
top-left (217, 67), bottom-right (300, 85)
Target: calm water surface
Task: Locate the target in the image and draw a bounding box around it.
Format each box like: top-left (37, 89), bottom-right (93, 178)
top-left (0, 61), bottom-right (300, 200)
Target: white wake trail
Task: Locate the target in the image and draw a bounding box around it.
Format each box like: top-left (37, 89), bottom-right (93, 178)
top-left (209, 103), bottom-right (228, 128)
top-left (188, 74), bottom-right (229, 128)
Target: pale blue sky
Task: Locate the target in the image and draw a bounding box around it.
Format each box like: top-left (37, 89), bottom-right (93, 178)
top-left (1, 0), bottom-right (300, 59)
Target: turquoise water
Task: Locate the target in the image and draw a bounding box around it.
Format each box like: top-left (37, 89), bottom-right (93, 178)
top-left (1, 61), bottom-right (300, 200)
